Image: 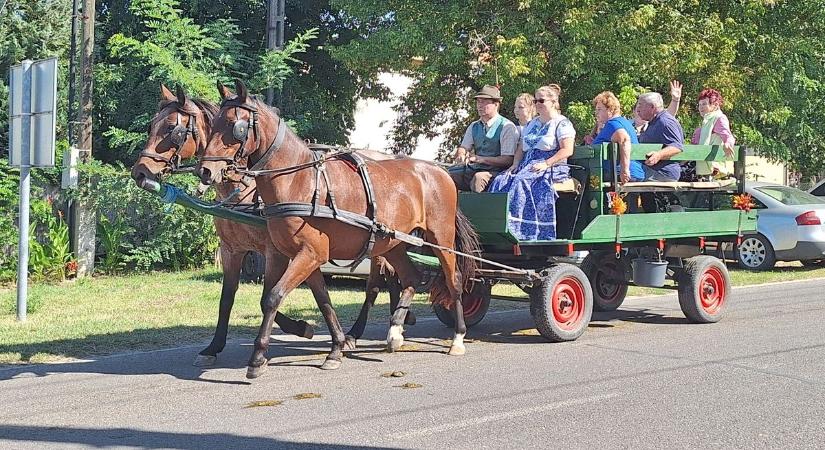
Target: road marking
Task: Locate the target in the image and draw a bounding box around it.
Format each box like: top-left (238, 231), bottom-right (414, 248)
top-left (392, 392), bottom-right (620, 440)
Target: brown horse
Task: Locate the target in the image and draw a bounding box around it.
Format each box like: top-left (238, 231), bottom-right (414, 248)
top-left (131, 85), bottom-right (410, 366)
top-left (197, 79), bottom-right (480, 378)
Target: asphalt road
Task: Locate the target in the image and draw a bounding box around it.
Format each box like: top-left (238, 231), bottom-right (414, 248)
top-left (2, 278), bottom-right (825, 449)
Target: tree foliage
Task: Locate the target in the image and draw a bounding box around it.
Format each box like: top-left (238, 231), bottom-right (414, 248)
top-left (332, 0), bottom-right (824, 175)
top-left (96, 0), bottom-right (318, 163)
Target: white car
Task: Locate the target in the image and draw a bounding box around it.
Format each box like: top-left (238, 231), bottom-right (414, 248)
top-left (241, 253), bottom-right (371, 281)
top-left (737, 182), bottom-right (825, 270)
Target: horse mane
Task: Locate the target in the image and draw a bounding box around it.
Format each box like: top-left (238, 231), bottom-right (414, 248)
top-left (151, 96), bottom-right (219, 128)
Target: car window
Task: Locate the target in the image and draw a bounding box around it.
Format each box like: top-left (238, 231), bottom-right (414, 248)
top-left (811, 181), bottom-right (825, 197)
top-left (755, 186), bottom-right (825, 206)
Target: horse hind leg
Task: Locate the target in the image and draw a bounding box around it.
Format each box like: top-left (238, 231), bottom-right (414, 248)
top-left (344, 258), bottom-right (384, 350)
top-left (382, 248), bottom-right (420, 352)
top-left (426, 231), bottom-right (467, 356)
top-left (304, 269), bottom-right (347, 370)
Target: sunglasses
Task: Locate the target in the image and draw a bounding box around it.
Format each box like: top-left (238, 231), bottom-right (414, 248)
top-left (534, 98), bottom-right (552, 104)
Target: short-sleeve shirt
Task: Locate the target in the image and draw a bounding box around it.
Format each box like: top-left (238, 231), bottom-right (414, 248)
top-left (593, 116), bottom-right (644, 181)
top-left (522, 115), bottom-right (576, 153)
top-left (459, 114), bottom-right (518, 156)
top-left (639, 110), bottom-right (684, 180)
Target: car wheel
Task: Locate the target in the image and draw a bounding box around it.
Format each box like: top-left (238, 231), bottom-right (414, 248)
top-left (736, 234), bottom-right (776, 271)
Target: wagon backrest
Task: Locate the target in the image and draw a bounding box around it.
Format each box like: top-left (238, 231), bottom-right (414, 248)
top-left (567, 143), bottom-right (746, 240)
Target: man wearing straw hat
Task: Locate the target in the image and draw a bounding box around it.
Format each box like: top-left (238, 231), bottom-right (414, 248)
top-left (449, 85), bottom-right (518, 192)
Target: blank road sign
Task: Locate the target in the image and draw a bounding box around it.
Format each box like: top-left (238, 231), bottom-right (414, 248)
top-left (8, 57), bottom-right (58, 168)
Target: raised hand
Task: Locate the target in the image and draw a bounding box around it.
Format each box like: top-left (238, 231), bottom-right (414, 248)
top-left (670, 80), bottom-right (683, 101)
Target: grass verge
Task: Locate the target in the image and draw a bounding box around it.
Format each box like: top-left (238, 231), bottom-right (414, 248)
top-left (2, 263), bottom-right (824, 365)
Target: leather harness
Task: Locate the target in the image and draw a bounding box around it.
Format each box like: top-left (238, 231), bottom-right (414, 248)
top-left (215, 97), bottom-right (387, 270)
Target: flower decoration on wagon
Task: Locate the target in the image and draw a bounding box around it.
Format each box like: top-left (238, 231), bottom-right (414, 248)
top-left (608, 191), bottom-right (627, 215)
top-left (732, 193), bottom-right (756, 212)
top-left (588, 175), bottom-right (601, 190)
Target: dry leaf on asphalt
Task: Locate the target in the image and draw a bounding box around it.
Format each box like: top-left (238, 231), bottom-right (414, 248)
top-left (244, 400), bottom-right (283, 408)
top-left (293, 393), bottom-right (322, 400)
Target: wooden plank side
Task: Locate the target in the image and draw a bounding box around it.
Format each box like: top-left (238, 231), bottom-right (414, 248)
top-left (627, 144), bottom-right (740, 162)
top-left (458, 192), bottom-right (518, 243)
top-left (577, 210), bottom-right (757, 243)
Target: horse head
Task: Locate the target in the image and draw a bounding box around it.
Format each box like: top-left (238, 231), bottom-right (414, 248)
top-left (131, 84), bottom-right (215, 189)
top-left (197, 79), bottom-right (287, 186)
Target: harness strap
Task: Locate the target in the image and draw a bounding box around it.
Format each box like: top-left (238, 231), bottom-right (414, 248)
top-left (263, 202), bottom-right (379, 233)
top-left (248, 117), bottom-right (288, 172)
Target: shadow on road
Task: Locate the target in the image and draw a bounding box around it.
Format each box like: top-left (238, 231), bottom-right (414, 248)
top-left (0, 425), bottom-right (399, 450)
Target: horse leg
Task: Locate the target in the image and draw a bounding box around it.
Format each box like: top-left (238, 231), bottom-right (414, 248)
top-left (194, 247), bottom-right (242, 367)
top-left (247, 251), bottom-right (323, 379)
top-left (380, 258), bottom-right (416, 326)
top-left (304, 269), bottom-right (347, 370)
top-left (267, 250), bottom-right (315, 339)
top-left (429, 235), bottom-right (467, 356)
top-left (343, 259), bottom-right (383, 350)
top-left (382, 248), bottom-right (421, 352)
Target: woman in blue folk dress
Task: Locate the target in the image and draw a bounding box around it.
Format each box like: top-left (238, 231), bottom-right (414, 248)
top-left (488, 84), bottom-right (576, 240)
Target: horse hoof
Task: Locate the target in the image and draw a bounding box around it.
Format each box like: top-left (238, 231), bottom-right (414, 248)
top-left (387, 336), bottom-right (404, 353)
top-left (298, 321), bottom-right (315, 339)
top-left (386, 325), bottom-right (404, 353)
top-left (246, 364), bottom-right (268, 379)
top-left (343, 335), bottom-right (357, 351)
top-left (448, 344), bottom-right (466, 356)
top-left (404, 311), bottom-right (417, 326)
top-left (320, 358), bottom-right (342, 370)
top-left (193, 354), bottom-right (217, 367)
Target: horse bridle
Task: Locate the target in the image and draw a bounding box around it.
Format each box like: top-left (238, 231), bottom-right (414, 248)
top-left (139, 108), bottom-right (200, 172)
top-left (201, 97), bottom-right (287, 174)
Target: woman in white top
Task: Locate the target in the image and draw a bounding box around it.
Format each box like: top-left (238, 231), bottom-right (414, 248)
top-left (488, 84), bottom-right (576, 240)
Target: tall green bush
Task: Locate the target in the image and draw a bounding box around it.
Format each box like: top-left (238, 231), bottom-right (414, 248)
top-left (71, 161), bottom-right (219, 273)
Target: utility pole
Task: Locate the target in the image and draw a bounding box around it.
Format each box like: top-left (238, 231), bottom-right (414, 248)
top-left (72, 0), bottom-right (96, 276)
top-left (265, 0), bottom-right (286, 106)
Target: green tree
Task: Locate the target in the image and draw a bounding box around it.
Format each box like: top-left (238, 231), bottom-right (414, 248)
top-left (332, 0), bottom-right (824, 175)
top-left (96, 0), bottom-right (317, 164)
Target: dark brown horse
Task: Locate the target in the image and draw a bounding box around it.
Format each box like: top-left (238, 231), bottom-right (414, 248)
top-left (197, 79), bottom-right (480, 378)
top-left (131, 84), bottom-right (410, 366)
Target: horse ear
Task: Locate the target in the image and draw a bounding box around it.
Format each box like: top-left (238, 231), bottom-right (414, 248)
top-left (160, 84), bottom-right (176, 102)
top-left (217, 81), bottom-right (233, 100)
top-left (175, 84), bottom-right (188, 106)
top-left (234, 79), bottom-right (248, 103)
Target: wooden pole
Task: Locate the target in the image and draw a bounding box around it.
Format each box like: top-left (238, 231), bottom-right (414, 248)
top-left (72, 0), bottom-right (96, 276)
top-left (265, 0), bottom-right (285, 106)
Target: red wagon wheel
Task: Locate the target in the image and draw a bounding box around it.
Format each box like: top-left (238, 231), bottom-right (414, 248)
top-left (530, 264), bottom-right (593, 342)
top-left (677, 255), bottom-right (731, 323)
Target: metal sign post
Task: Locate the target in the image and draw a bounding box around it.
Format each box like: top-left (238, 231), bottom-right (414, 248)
top-left (9, 57), bottom-right (58, 322)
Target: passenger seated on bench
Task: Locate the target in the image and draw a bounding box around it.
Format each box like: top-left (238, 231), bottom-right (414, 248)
top-left (488, 84), bottom-right (575, 240)
top-left (448, 85), bottom-right (518, 192)
top-left (591, 91), bottom-right (643, 183)
top-left (635, 92), bottom-right (684, 182)
top-left (690, 88), bottom-right (736, 180)
top-left (633, 80), bottom-right (683, 135)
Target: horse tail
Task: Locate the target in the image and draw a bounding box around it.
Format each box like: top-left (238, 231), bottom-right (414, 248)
top-left (429, 209), bottom-right (481, 309)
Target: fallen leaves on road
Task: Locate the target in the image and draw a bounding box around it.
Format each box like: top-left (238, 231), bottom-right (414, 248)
top-left (512, 328), bottom-right (540, 336)
top-left (398, 382), bottom-right (423, 389)
top-left (293, 393), bottom-right (322, 400)
top-left (245, 400), bottom-right (284, 408)
top-left (381, 371), bottom-right (406, 378)
top-left (396, 344), bottom-right (422, 352)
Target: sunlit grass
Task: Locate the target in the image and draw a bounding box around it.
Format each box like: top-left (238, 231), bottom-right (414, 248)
top-left (2, 262), bottom-right (823, 365)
